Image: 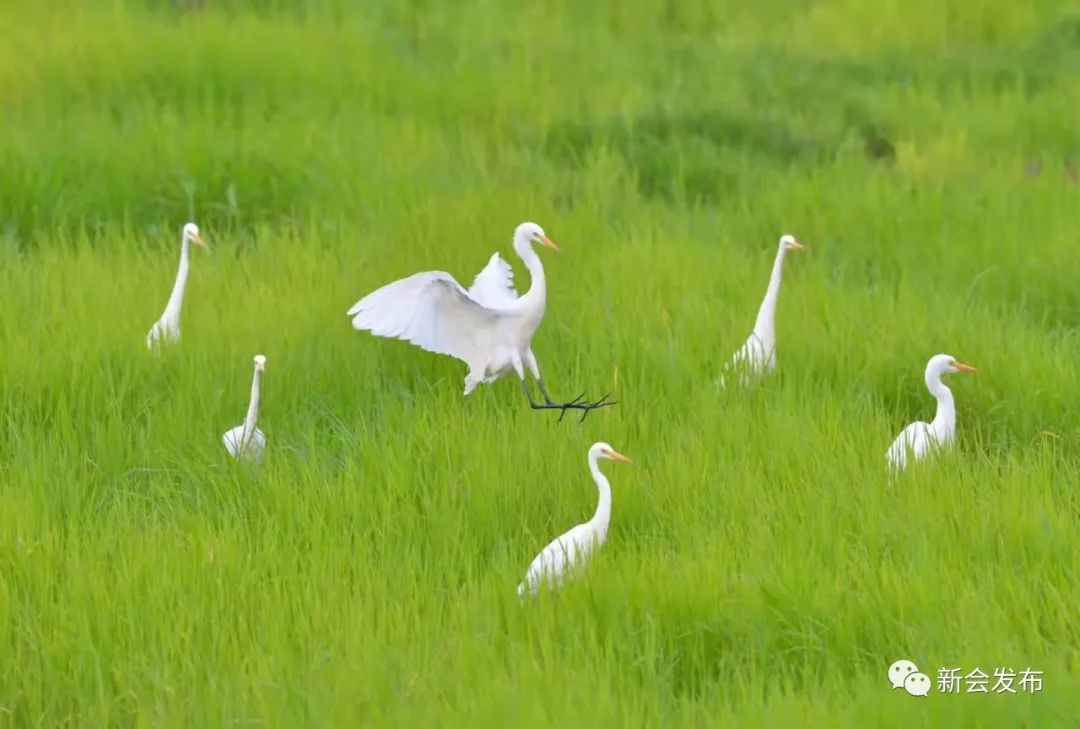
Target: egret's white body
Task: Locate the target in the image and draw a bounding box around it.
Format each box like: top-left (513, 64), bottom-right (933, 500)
top-left (223, 355), bottom-right (267, 463)
top-left (348, 222), bottom-right (559, 395)
top-left (146, 222), bottom-right (207, 350)
top-left (886, 353), bottom-right (977, 472)
top-left (517, 442), bottom-right (632, 597)
top-left (719, 234), bottom-right (804, 388)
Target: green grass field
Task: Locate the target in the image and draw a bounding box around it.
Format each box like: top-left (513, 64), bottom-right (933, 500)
top-left (2, 1), bottom-right (1079, 726)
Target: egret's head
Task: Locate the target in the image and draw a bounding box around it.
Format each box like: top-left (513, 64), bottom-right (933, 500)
top-left (254, 354), bottom-right (267, 373)
top-left (779, 234), bottom-right (805, 252)
top-left (926, 353), bottom-right (977, 379)
top-left (591, 441), bottom-right (633, 465)
top-left (513, 221), bottom-right (559, 257)
top-left (183, 222), bottom-right (207, 248)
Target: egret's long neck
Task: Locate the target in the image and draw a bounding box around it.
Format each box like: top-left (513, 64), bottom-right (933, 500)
top-left (927, 374), bottom-right (955, 436)
top-left (163, 236), bottom-right (190, 319)
top-left (517, 244), bottom-right (547, 311)
top-left (242, 368), bottom-right (262, 437)
top-left (752, 245), bottom-right (788, 343)
top-left (587, 455), bottom-right (612, 542)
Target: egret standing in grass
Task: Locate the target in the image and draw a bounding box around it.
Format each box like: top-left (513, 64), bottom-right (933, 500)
top-left (518, 442), bottom-right (632, 597)
top-left (719, 233), bottom-right (805, 388)
top-left (223, 355), bottom-right (267, 464)
top-left (146, 222), bottom-right (207, 350)
top-left (347, 222), bottom-right (614, 420)
top-left (886, 353), bottom-right (977, 472)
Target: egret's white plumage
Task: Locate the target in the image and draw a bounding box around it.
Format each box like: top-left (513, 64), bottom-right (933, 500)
top-left (720, 234), bottom-right (805, 388)
top-left (886, 353), bottom-right (977, 472)
top-left (223, 354), bottom-right (267, 463)
top-left (146, 222), bottom-right (207, 350)
top-left (468, 252), bottom-right (519, 309)
top-left (517, 442), bottom-right (632, 598)
top-left (347, 223), bottom-right (612, 417)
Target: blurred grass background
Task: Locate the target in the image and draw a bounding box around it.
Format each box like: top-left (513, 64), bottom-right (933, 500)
top-left (1, 1), bottom-right (1078, 726)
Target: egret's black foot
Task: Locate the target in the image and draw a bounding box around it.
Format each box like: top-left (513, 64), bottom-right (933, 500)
top-left (528, 393), bottom-right (616, 422)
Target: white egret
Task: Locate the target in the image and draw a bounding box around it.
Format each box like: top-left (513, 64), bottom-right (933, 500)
top-left (347, 221), bottom-right (614, 420)
top-left (223, 354), bottom-right (267, 463)
top-left (517, 442), bottom-right (632, 597)
top-left (146, 222), bottom-right (207, 349)
top-left (886, 353), bottom-right (977, 472)
top-left (719, 234), bottom-right (805, 388)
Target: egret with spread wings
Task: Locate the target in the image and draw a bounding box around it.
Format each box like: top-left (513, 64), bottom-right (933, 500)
top-left (347, 222), bottom-right (614, 420)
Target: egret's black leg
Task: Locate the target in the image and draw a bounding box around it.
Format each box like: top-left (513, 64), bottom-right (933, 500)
top-left (521, 379), bottom-right (543, 409)
top-left (537, 379), bottom-right (558, 406)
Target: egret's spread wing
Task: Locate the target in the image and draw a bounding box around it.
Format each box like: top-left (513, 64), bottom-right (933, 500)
top-left (468, 253), bottom-right (518, 309)
top-left (348, 271), bottom-right (502, 365)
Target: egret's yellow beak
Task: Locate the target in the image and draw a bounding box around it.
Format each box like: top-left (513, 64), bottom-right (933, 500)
top-left (786, 239), bottom-right (805, 251)
top-left (606, 449), bottom-right (633, 464)
top-left (953, 362), bottom-right (978, 373)
top-left (539, 235), bottom-right (560, 252)
top-left (192, 233), bottom-right (208, 248)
